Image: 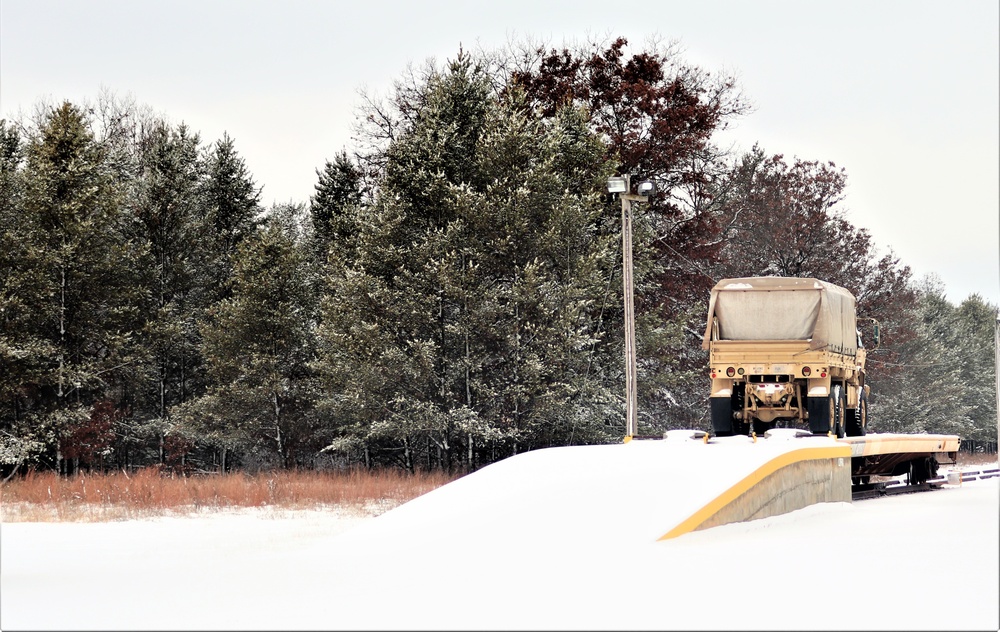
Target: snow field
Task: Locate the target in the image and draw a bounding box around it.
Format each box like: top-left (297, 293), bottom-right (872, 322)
top-left (2, 441), bottom-right (997, 631)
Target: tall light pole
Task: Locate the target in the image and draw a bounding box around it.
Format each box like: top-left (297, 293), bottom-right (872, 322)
top-left (607, 175), bottom-right (655, 439)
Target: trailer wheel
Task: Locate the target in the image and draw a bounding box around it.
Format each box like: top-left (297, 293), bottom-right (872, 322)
top-left (907, 457), bottom-right (938, 484)
top-left (908, 458), bottom-right (927, 484)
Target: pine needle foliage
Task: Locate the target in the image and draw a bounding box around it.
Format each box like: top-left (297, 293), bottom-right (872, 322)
top-left (315, 53), bottom-right (621, 471)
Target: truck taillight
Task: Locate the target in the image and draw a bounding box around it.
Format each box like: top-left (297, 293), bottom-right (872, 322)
top-left (802, 366), bottom-right (811, 376)
top-left (726, 367), bottom-right (736, 377)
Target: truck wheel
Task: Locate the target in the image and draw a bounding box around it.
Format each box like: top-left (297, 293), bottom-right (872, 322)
top-left (846, 391), bottom-right (868, 436)
top-left (832, 384), bottom-right (846, 438)
top-left (859, 390), bottom-right (868, 434)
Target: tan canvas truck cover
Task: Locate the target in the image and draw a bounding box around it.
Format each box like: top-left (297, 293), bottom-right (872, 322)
top-left (701, 277), bottom-right (858, 355)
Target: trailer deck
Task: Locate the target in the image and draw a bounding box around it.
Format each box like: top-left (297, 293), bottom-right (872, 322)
top-left (838, 432), bottom-right (959, 483)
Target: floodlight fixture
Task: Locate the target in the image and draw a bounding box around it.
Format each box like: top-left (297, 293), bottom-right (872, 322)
top-left (607, 176), bottom-right (628, 194)
top-left (637, 180), bottom-right (655, 196)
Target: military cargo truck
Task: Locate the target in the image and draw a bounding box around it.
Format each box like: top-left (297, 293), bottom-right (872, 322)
top-left (702, 277), bottom-right (877, 437)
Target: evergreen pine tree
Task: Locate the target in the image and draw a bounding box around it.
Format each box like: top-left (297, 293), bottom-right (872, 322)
top-left (316, 54), bottom-right (619, 471)
top-left (201, 132), bottom-right (262, 298)
top-left (9, 102), bottom-right (143, 471)
top-left (177, 203), bottom-right (321, 469)
top-left (310, 151), bottom-right (363, 257)
top-left (954, 295), bottom-right (998, 442)
top-left (125, 121), bottom-right (211, 461)
top-left (871, 277), bottom-right (975, 437)
top-left (0, 119), bottom-right (49, 471)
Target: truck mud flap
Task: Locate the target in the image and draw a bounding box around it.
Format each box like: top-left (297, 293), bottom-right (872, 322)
top-left (807, 396), bottom-right (830, 434)
top-left (710, 398), bottom-right (734, 435)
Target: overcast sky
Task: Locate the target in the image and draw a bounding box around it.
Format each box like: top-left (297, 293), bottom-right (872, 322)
top-left (2, 0), bottom-right (997, 306)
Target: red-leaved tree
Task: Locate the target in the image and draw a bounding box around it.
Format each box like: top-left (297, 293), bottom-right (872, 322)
top-left (62, 399), bottom-right (120, 472)
top-left (506, 36), bottom-right (751, 427)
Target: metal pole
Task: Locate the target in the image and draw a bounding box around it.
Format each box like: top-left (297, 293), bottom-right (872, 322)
top-left (622, 192), bottom-right (638, 438)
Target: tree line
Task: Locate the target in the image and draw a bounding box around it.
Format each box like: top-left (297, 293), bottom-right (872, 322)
top-left (1, 37), bottom-right (996, 477)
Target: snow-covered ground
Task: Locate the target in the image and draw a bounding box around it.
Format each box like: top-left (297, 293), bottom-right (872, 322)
top-left (2, 439), bottom-right (997, 631)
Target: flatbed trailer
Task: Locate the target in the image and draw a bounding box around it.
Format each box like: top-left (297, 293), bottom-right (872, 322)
top-left (838, 432), bottom-right (959, 485)
top-left (634, 429), bottom-right (960, 487)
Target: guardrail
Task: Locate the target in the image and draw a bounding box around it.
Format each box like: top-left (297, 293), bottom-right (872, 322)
top-left (881, 466), bottom-right (1000, 488)
top-left (853, 466), bottom-right (998, 500)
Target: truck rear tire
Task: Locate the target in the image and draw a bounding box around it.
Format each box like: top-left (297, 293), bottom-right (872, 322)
top-left (846, 390), bottom-right (868, 436)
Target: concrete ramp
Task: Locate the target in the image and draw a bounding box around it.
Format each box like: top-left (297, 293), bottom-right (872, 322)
top-left (659, 434), bottom-right (851, 539)
top-left (341, 432), bottom-right (850, 548)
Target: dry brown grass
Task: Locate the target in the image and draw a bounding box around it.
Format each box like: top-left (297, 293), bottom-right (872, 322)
top-left (0, 468), bottom-right (459, 522)
top-left (4, 450), bottom-right (994, 523)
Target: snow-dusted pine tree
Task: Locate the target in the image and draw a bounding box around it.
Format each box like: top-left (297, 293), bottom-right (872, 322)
top-left (176, 203), bottom-right (322, 469)
top-left (315, 52), bottom-right (621, 471)
top-left (4, 102), bottom-right (143, 472)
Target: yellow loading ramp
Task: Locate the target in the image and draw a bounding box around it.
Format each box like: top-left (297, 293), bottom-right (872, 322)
top-left (657, 432), bottom-right (852, 540)
top-left (656, 431), bottom-right (959, 541)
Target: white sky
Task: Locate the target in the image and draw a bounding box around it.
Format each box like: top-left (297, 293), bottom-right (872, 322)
top-left (2, 437), bottom-right (998, 630)
top-left (2, 0), bottom-right (997, 306)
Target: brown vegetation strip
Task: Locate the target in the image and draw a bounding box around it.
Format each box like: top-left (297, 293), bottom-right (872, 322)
top-left (0, 468), bottom-right (458, 522)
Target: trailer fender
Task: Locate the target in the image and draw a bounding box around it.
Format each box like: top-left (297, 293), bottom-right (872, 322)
top-left (807, 375), bottom-right (831, 398)
top-left (711, 379), bottom-right (733, 398)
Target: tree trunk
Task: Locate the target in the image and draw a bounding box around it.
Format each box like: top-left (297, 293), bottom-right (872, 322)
top-left (403, 436), bottom-right (413, 474)
top-left (273, 392), bottom-right (285, 467)
top-left (58, 261), bottom-right (66, 400)
top-left (465, 302), bottom-right (473, 470)
top-left (159, 362), bottom-right (166, 420)
top-left (467, 433), bottom-right (474, 470)
top-left (180, 354), bottom-right (186, 404)
top-left (513, 276), bottom-right (521, 457)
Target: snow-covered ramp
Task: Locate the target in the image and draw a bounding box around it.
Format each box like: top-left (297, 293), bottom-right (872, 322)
top-left (341, 432), bottom-right (851, 548)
